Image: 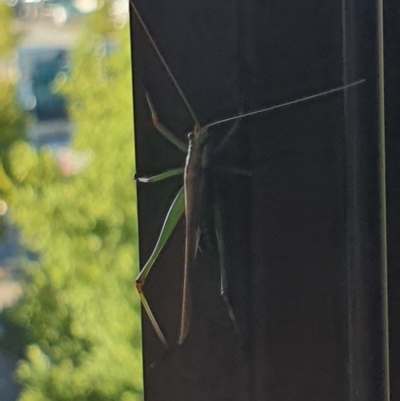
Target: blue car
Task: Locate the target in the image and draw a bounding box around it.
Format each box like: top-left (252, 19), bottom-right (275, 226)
top-left (17, 47), bottom-right (70, 120)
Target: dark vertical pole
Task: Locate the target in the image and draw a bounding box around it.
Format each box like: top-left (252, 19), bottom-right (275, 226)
top-left (244, 0), bottom-right (388, 398)
top-left (383, 0), bottom-right (400, 399)
top-left (130, 1), bottom-right (389, 400)
top-left (345, 1), bottom-right (389, 400)
top-left (343, 1), bottom-right (389, 400)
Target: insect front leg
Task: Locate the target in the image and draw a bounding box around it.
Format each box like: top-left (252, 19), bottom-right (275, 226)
top-left (144, 92), bottom-right (187, 153)
top-left (135, 167), bottom-right (184, 183)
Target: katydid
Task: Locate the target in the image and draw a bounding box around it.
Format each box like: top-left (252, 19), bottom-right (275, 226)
top-left (131, 0), bottom-right (365, 348)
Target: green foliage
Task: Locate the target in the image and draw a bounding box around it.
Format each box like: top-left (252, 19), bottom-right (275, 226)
top-left (0, 3), bottom-right (19, 57)
top-left (0, 3), bottom-right (26, 237)
top-left (4, 11), bottom-right (143, 401)
top-left (0, 9), bottom-right (25, 152)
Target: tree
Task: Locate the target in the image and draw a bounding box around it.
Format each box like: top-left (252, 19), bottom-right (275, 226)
top-left (0, 3), bottom-right (19, 57)
top-left (0, 3), bottom-right (26, 236)
top-left (4, 6), bottom-right (143, 400)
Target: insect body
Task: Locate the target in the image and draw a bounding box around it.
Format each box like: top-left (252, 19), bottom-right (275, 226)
top-left (180, 127), bottom-right (206, 344)
top-left (135, 96), bottom-right (220, 347)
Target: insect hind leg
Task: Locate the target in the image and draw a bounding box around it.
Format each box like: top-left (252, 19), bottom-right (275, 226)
top-left (136, 275), bottom-right (169, 348)
top-left (220, 264), bottom-right (242, 336)
top-left (214, 197), bottom-right (242, 338)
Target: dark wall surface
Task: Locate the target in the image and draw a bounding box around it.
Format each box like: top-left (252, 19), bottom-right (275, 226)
top-left (384, 1), bottom-right (400, 400)
top-left (130, 0), bottom-right (388, 400)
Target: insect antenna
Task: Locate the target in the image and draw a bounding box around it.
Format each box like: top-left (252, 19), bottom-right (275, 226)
top-left (130, 1), bottom-right (200, 127)
top-left (205, 79), bottom-right (366, 129)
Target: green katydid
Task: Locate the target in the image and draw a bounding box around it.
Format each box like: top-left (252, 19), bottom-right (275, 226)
top-left (131, 0), bottom-right (365, 348)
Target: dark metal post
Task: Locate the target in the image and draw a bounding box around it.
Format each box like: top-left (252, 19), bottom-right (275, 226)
top-left (130, 1), bottom-right (389, 400)
top-left (384, 0), bottom-right (400, 399)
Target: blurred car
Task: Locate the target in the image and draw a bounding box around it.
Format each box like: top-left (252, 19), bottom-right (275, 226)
top-left (31, 49), bottom-right (69, 120)
top-left (17, 47), bottom-right (70, 120)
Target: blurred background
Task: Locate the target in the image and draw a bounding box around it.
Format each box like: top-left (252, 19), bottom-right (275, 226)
top-left (0, 1), bottom-right (143, 400)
